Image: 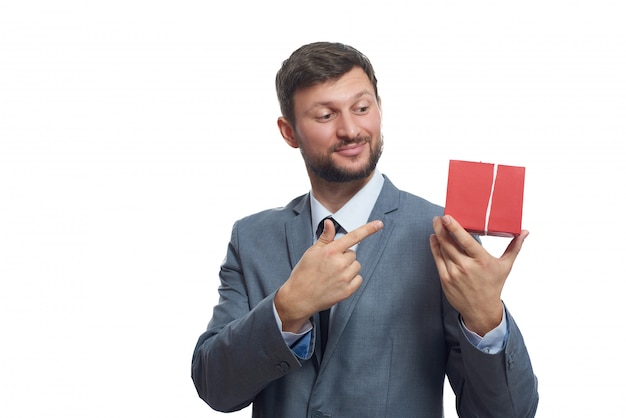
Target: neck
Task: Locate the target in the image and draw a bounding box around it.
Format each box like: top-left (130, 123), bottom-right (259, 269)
top-left (309, 172), bottom-right (374, 213)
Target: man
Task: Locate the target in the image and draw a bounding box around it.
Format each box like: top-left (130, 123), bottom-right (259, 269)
top-left (192, 42), bottom-right (538, 417)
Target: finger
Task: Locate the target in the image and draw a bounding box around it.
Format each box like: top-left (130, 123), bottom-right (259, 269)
top-left (315, 218), bottom-right (337, 245)
top-left (501, 229), bottom-right (529, 262)
top-left (431, 216), bottom-right (462, 264)
top-left (434, 215), bottom-right (483, 258)
top-left (348, 274), bottom-right (364, 294)
top-left (332, 220), bottom-right (384, 252)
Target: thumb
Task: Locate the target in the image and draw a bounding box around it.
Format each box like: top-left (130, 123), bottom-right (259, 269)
top-left (315, 219), bottom-right (337, 245)
top-left (501, 229), bottom-right (529, 262)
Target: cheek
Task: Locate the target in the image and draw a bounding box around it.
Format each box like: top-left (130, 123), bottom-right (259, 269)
top-left (364, 115), bottom-right (382, 136)
top-left (296, 124), bottom-right (335, 150)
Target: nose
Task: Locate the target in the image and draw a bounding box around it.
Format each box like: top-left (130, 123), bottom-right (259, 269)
top-left (336, 113), bottom-right (361, 140)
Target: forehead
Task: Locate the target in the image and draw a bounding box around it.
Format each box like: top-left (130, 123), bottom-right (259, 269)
top-left (293, 67), bottom-right (376, 111)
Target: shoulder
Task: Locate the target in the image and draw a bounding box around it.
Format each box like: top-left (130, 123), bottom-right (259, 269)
top-left (400, 189), bottom-right (442, 213)
top-left (381, 175), bottom-right (444, 219)
top-left (233, 193), bottom-right (309, 231)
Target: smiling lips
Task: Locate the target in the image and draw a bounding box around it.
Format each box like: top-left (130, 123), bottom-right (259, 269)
top-left (335, 142), bottom-right (367, 157)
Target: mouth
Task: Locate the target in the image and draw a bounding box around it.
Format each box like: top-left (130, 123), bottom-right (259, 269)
top-left (334, 141), bottom-right (367, 157)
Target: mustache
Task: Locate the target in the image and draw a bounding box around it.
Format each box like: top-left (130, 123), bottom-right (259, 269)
top-left (332, 136), bottom-right (371, 152)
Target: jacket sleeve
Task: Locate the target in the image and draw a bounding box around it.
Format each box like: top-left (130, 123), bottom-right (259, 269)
top-left (446, 304), bottom-right (539, 417)
top-left (190, 222), bottom-right (304, 412)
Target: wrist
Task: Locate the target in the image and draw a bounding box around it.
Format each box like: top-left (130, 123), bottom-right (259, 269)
top-left (274, 285), bottom-right (310, 333)
top-left (461, 303), bottom-right (504, 337)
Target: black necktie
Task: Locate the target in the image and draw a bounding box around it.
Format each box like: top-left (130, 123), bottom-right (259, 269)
top-left (315, 216), bottom-right (342, 357)
top-left (315, 216), bottom-right (342, 240)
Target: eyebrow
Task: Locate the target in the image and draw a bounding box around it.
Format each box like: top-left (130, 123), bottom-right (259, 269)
top-left (312, 89), bottom-right (375, 108)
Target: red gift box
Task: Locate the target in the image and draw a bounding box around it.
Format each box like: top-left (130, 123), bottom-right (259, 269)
top-left (444, 160), bottom-right (525, 237)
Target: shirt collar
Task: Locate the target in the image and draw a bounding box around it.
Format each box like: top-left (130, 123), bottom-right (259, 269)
top-left (310, 170), bottom-right (385, 242)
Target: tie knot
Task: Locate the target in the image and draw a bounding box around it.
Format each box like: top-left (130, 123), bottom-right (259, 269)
top-left (316, 216), bottom-right (342, 239)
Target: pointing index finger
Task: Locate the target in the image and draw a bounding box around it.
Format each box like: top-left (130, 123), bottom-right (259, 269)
top-left (333, 220), bottom-right (384, 251)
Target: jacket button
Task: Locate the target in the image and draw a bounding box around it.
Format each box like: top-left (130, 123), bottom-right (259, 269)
top-left (274, 361), bottom-right (290, 374)
top-left (508, 353), bottom-right (515, 370)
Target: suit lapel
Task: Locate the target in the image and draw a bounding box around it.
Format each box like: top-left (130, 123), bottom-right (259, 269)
top-left (285, 194), bottom-right (313, 269)
top-left (321, 178), bottom-right (400, 366)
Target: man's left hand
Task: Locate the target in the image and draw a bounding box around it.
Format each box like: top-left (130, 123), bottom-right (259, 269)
top-left (429, 215), bottom-right (528, 336)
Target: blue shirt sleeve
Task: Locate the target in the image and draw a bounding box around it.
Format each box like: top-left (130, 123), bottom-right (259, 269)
top-left (290, 332), bottom-right (313, 358)
top-left (460, 303), bottom-right (508, 354)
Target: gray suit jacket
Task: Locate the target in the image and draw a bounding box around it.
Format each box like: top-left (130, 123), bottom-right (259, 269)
top-left (192, 176), bottom-right (538, 417)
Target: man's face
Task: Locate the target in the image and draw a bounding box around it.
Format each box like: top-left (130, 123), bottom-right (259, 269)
top-left (285, 67), bottom-right (383, 183)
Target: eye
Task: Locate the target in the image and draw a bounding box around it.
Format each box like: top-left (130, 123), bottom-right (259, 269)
top-left (355, 105), bottom-right (370, 114)
top-left (315, 112), bottom-right (335, 122)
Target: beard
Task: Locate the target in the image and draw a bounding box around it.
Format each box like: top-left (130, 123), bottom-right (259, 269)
top-left (299, 135), bottom-right (384, 183)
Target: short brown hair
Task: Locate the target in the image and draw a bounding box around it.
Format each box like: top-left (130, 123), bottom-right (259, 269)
top-left (275, 42), bottom-right (379, 126)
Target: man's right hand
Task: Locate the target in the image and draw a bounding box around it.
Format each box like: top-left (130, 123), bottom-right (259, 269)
top-left (275, 219), bottom-right (384, 333)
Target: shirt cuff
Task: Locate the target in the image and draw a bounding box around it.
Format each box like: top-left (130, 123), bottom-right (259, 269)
top-left (460, 305), bottom-right (508, 354)
top-left (273, 301), bottom-right (314, 358)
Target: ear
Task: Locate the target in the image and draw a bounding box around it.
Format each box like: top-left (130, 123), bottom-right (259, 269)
top-left (277, 116), bottom-right (299, 149)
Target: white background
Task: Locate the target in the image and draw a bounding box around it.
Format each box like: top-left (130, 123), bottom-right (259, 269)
top-left (1, 1), bottom-right (625, 416)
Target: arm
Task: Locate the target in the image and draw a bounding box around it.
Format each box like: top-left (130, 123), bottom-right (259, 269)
top-left (445, 304), bottom-right (539, 417)
top-left (192, 219), bottom-right (384, 412)
top-left (191, 224), bottom-right (304, 412)
top-left (431, 215), bottom-right (539, 416)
